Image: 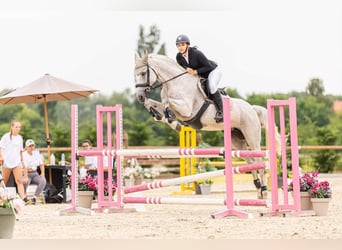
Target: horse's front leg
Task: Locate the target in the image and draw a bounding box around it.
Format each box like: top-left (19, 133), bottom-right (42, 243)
top-left (144, 98), bottom-right (182, 132)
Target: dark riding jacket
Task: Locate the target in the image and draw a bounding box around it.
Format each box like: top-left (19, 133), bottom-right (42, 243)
top-left (176, 47), bottom-right (217, 79)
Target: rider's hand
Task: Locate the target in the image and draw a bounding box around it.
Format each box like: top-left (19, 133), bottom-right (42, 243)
top-left (186, 68), bottom-right (197, 75)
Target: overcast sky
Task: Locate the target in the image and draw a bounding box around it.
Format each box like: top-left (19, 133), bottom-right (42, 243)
top-left (0, 0), bottom-right (341, 98)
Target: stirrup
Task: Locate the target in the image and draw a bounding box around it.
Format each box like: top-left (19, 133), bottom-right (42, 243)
top-left (214, 111), bottom-right (223, 123)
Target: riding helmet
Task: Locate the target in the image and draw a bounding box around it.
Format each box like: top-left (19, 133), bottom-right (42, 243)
top-left (176, 34), bottom-right (190, 45)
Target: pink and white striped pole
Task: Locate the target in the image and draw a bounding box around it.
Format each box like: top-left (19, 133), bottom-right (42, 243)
top-left (77, 148), bottom-right (267, 159)
top-left (124, 162), bottom-right (266, 194)
top-left (123, 196), bottom-right (269, 207)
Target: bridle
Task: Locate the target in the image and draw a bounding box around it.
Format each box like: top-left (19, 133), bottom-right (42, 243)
top-left (135, 63), bottom-right (187, 91)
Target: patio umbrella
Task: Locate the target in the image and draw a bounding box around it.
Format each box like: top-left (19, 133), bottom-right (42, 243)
top-left (0, 73), bottom-right (98, 162)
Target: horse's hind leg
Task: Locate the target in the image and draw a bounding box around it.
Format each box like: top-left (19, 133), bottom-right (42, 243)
top-left (247, 157), bottom-right (267, 199)
top-left (231, 131), bottom-right (267, 199)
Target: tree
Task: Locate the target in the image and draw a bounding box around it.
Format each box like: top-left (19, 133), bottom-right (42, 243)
top-left (296, 95), bottom-right (331, 128)
top-left (306, 78), bottom-right (325, 97)
top-left (312, 127), bottom-right (340, 173)
top-left (129, 24), bottom-right (179, 145)
top-left (137, 25), bottom-right (166, 57)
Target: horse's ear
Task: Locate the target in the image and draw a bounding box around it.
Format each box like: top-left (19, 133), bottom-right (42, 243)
top-left (142, 53), bottom-right (148, 63)
top-left (135, 52), bottom-right (140, 63)
top-left (144, 50), bottom-right (148, 56)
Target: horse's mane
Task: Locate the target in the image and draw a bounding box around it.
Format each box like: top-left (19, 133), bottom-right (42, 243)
top-left (135, 53), bottom-right (185, 73)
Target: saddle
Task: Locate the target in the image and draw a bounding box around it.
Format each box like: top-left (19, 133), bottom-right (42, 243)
top-left (200, 78), bottom-right (227, 98)
top-left (182, 79), bottom-right (227, 130)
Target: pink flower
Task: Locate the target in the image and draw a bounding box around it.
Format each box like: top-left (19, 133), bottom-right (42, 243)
top-left (78, 175), bottom-right (98, 191)
top-left (309, 180), bottom-right (332, 198)
top-left (78, 174), bottom-right (117, 196)
top-left (289, 171), bottom-right (319, 192)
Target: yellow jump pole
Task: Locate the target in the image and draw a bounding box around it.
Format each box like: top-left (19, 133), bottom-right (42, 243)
top-left (173, 126), bottom-right (197, 194)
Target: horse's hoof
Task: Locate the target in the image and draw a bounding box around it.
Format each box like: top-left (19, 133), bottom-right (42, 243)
top-left (262, 192), bottom-right (267, 200)
top-left (256, 189), bottom-right (262, 199)
top-left (260, 186), bottom-right (268, 200)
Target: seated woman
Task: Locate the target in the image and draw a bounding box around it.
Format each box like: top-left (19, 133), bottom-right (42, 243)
top-left (81, 139), bottom-right (98, 178)
top-left (81, 139), bottom-right (114, 179)
top-left (22, 139), bottom-right (47, 204)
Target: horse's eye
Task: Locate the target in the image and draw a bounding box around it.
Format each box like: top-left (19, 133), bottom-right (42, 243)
top-left (141, 72), bottom-right (146, 77)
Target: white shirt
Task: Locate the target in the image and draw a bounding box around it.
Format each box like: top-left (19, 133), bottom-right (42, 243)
top-left (85, 156), bottom-right (97, 170)
top-left (0, 132), bottom-right (23, 168)
top-left (85, 156), bottom-right (113, 169)
top-left (23, 150), bottom-right (43, 171)
top-left (103, 156), bottom-right (114, 168)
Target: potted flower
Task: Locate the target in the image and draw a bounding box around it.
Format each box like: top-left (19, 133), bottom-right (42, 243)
top-left (1, 177), bottom-right (25, 238)
top-left (142, 168), bottom-right (160, 181)
top-left (288, 171), bottom-right (319, 210)
top-left (78, 175), bottom-right (97, 208)
top-left (125, 159), bottom-right (145, 186)
top-left (308, 181), bottom-right (332, 199)
top-left (199, 179), bottom-right (213, 195)
top-left (194, 160), bottom-right (216, 195)
top-left (308, 180), bottom-right (332, 216)
top-left (288, 171), bottom-right (319, 192)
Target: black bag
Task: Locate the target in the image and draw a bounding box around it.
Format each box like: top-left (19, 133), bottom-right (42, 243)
top-left (44, 184), bottom-right (63, 203)
top-left (46, 194), bottom-right (63, 203)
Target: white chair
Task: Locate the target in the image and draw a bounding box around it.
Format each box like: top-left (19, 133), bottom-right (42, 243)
top-left (26, 184), bottom-right (46, 204)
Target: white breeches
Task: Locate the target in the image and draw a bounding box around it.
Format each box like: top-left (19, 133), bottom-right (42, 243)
top-left (208, 67), bottom-right (222, 94)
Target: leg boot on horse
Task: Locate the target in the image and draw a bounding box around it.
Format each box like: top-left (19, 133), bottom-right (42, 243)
top-left (253, 178), bottom-right (268, 199)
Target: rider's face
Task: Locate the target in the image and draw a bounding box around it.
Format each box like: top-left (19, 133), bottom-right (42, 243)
top-left (177, 43), bottom-right (188, 54)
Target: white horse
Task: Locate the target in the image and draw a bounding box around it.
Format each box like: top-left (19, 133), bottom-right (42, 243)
top-left (134, 53), bottom-right (268, 199)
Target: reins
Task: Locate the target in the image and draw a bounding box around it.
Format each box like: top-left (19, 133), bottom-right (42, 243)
top-left (150, 71), bottom-right (187, 90)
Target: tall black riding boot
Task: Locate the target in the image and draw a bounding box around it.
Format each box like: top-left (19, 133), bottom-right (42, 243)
top-left (212, 90), bottom-right (223, 123)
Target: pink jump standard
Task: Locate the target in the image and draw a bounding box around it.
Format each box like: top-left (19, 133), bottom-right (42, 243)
top-left (210, 98), bottom-right (250, 218)
top-left (59, 97), bottom-right (307, 218)
top-left (264, 98), bottom-right (315, 217)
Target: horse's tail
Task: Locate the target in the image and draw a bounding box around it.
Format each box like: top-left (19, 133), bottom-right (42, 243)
top-left (252, 105), bottom-right (267, 129)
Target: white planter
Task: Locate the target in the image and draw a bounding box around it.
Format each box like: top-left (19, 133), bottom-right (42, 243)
top-left (77, 191), bottom-right (94, 208)
top-left (311, 198), bottom-right (331, 216)
top-left (0, 208), bottom-right (16, 239)
top-left (199, 184), bottom-right (211, 195)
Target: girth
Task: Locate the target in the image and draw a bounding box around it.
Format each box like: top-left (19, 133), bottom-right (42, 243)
top-left (183, 99), bottom-right (211, 130)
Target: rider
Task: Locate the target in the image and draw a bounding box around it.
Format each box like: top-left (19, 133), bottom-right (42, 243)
top-left (175, 34), bottom-right (223, 122)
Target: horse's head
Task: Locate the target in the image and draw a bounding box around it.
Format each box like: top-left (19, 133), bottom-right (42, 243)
top-left (134, 53), bottom-right (158, 103)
